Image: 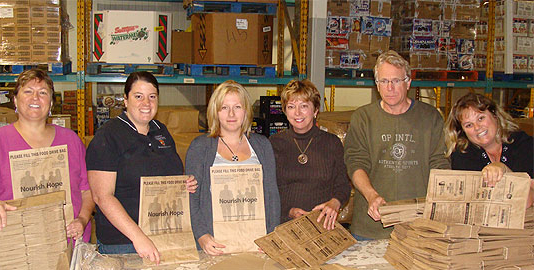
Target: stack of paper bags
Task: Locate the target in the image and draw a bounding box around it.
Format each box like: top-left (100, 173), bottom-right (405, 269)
top-left (255, 210), bottom-right (357, 269)
top-left (379, 197), bottom-right (425, 227)
top-left (384, 207), bottom-right (534, 270)
top-left (0, 192), bottom-right (67, 270)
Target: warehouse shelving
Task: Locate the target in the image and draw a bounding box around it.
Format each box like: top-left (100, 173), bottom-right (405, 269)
top-left (1, 0), bottom-right (532, 137)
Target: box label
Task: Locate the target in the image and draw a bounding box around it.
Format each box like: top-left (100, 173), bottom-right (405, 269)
top-left (236, 18), bottom-right (248, 30)
top-left (110, 25), bottom-right (149, 45)
top-left (0, 7), bottom-right (13, 18)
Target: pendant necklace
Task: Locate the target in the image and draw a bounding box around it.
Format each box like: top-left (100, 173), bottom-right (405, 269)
top-left (293, 138), bottom-right (314, 165)
top-left (220, 137), bottom-right (242, 162)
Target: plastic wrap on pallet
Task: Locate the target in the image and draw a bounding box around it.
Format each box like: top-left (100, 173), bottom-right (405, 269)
top-left (350, 0), bottom-right (370, 17)
top-left (0, 0), bottom-right (65, 65)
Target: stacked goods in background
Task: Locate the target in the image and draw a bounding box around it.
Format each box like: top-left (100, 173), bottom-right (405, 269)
top-left (92, 10), bottom-right (172, 64)
top-left (390, 0), bottom-right (479, 71)
top-left (326, 0), bottom-right (392, 70)
top-left (95, 93), bottom-right (124, 129)
top-left (476, 1), bottom-right (534, 73)
top-left (385, 209), bottom-right (534, 269)
top-left (254, 96), bottom-right (289, 137)
top-left (0, 0), bottom-right (66, 65)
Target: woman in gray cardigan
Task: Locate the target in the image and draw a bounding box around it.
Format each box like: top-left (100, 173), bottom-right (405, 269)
top-left (185, 80), bottom-right (280, 256)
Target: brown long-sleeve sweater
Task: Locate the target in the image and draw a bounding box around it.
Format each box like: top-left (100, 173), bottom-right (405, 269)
top-left (270, 125), bottom-right (352, 223)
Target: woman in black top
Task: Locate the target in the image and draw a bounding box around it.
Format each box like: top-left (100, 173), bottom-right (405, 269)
top-left (444, 92), bottom-right (533, 206)
top-left (86, 72), bottom-right (197, 264)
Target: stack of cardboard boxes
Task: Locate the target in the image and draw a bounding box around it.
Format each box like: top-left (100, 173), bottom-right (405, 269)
top-left (391, 0), bottom-right (480, 71)
top-left (326, 0), bottom-right (392, 70)
top-left (0, 0), bottom-right (64, 64)
top-left (479, 1), bottom-right (534, 73)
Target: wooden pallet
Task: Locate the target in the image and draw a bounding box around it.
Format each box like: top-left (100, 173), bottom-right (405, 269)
top-left (186, 1), bottom-right (277, 17)
top-left (186, 64), bottom-right (276, 77)
top-left (87, 63), bottom-right (174, 75)
top-left (325, 68), bottom-right (374, 79)
top-left (411, 70), bottom-right (478, 81)
top-left (0, 62), bottom-right (72, 75)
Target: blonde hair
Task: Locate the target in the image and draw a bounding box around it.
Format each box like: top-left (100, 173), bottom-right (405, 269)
top-left (374, 50), bottom-right (411, 80)
top-left (444, 92), bottom-right (518, 157)
top-left (207, 80), bottom-right (253, 138)
top-left (280, 79), bottom-right (321, 114)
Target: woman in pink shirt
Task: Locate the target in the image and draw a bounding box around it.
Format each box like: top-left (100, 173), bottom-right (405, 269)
top-left (0, 69), bottom-right (94, 242)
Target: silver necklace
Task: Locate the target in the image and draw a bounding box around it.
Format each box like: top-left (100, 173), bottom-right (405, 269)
top-left (220, 137), bottom-right (242, 162)
top-left (293, 138), bottom-right (313, 165)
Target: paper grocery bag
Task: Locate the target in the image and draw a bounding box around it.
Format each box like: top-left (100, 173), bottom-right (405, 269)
top-left (210, 165), bottom-right (266, 253)
top-left (9, 145), bottom-right (74, 225)
top-left (139, 175), bottom-right (199, 265)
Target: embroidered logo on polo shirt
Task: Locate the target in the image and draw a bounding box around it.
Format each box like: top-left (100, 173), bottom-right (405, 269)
top-left (154, 135), bottom-right (171, 149)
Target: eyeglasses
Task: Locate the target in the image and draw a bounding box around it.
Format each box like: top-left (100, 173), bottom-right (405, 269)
top-left (375, 76), bottom-right (409, 87)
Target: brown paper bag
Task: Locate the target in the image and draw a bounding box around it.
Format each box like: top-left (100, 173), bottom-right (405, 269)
top-left (210, 165), bottom-right (267, 253)
top-left (139, 175), bottom-right (199, 265)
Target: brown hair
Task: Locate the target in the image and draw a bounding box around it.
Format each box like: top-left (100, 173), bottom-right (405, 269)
top-left (207, 80), bottom-right (253, 138)
top-left (280, 79), bottom-right (321, 115)
top-left (14, 68), bottom-right (55, 97)
top-left (444, 92), bottom-right (518, 157)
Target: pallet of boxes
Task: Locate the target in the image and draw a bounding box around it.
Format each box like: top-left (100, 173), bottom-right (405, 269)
top-left (390, 0), bottom-right (479, 74)
top-left (326, 0), bottom-right (392, 75)
top-left (0, 0), bottom-right (68, 71)
top-left (384, 169), bottom-right (534, 269)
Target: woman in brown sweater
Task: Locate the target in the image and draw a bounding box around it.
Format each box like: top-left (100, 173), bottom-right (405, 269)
top-left (270, 80), bottom-right (351, 230)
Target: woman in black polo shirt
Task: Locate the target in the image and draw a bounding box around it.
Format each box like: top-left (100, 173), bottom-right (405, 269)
top-left (86, 72), bottom-right (197, 264)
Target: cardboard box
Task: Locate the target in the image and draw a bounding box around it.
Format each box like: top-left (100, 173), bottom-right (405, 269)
top-left (450, 22), bottom-right (476, 39)
top-left (171, 31), bottom-right (193, 64)
top-left (191, 13), bottom-right (273, 65)
top-left (407, 53), bottom-right (448, 69)
top-left (409, 1), bottom-right (441, 19)
top-left (325, 50), bottom-right (341, 67)
top-left (92, 10), bottom-right (172, 64)
top-left (47, 114), bottom-right (71, 129)
top-left (0, 107), bottom-right (17, 126)
top-left (370, 0), bottom-right (391, 17)
top-left (155, 106), bottom-right (199, 133)
top-left (171, 132), bottom-right (205, 167)
top-left (369, 35), bottom-right (389, 53)
top-left (63, 90), bottom-right (77, 104)
top-left (328, 0), bottom-right (350, 16)
top-left (515, 118), bottom-right (533, 136)
top-left (349, 32), bottom-right (370, 51)
top-left (61, 103), bottom-right (76, 114)
top-left (317, 110), bottom-right (354, 144)
top-left (513, 54), bottom-right (528, 72)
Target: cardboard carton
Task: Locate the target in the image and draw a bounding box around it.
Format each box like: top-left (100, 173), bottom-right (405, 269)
top-left (92, 10), bottom-right (172, 64)
top-left (191, 13), bottom-right (273, 65)
top-left (328, 0), bottom-right (350, 16)
top-left (155, 106), bottom-right (199, 133)
top-left (349, 32), bottom-right (370, 51)
top-left (171, 132), bottom-right (204, 167)
top-left (47, 114), bottom-right (71, 129)
top-left (0, 107), bottom-right (17, 126)
top-left (171, 31), bottom-right (193, 64)
top-left (370, 0), bottom-right (391, 17)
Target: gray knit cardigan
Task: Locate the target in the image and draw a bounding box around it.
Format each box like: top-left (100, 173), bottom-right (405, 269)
top-left (185, 133), bottom-right (281, 246)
